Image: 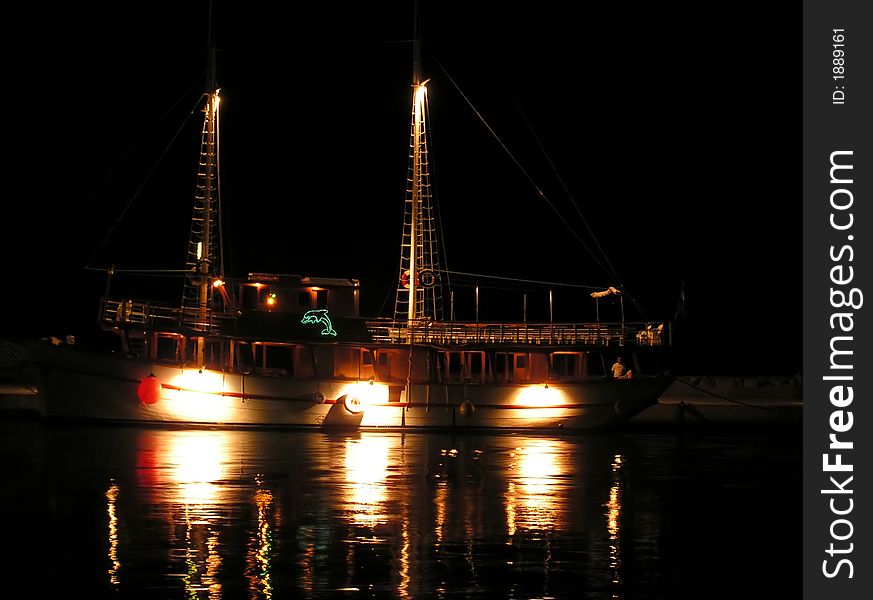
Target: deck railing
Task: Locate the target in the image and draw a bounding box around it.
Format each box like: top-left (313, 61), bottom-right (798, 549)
top-left (100, 298), bottom-right (231, 333)
top-left (365, 319), bottom-right (665, 347)
top-left (100, 298), bottom-right (666, 348)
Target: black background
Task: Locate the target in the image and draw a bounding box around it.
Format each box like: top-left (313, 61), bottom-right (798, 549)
top-left (0, 1), bottom-right (795, 375)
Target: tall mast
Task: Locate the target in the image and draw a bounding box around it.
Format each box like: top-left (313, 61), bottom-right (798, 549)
top-left (393, 0), bottom-right (443, 329)
top-left (407, 0), bottom-right (421, 326)
top-left (182, 5), bottom-right (222, 338)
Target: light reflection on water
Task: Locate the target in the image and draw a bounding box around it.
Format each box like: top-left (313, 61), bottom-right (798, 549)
top-left (1, 420), bottom-right (801, 599)
top-left (505, 439), bottom-right (568, 536)
top-left (344, 436), bottom-right (392, 526)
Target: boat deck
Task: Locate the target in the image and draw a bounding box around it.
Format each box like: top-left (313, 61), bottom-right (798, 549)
top-left (99, 298), bottom-right (667, 348)
top-left (366, 320), bottom-right (665, 347)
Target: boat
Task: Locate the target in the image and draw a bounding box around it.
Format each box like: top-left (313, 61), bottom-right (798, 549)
top-left (28, 16), bottom-right (673, 431)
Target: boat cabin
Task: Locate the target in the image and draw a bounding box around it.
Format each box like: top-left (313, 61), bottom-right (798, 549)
top-left (236, 273), bottom-right (360, 317)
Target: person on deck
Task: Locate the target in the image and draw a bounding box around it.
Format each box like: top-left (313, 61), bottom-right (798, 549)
top-left (611, 357), bottom-right (632, 379)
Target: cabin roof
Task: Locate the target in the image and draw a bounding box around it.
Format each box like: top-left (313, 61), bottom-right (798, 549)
top-left (246, 273), bottom-right (360, 288)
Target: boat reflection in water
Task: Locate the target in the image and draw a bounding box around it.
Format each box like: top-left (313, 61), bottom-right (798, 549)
top-left (105, 481), bottom-right (121, 587)
top-left (100, 429), bottom-right (636, 598)
top-left (343, 436), bottom-right (393, 527)
top-left (505, 438), bottom-right (569, 536)
top-left (606, 453), bottom-right (625, 588)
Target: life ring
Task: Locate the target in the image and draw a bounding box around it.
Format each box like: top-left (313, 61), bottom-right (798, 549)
top-left (419, 270), bottom-right (436, 288)
top-left (341, 394), bottom-right (363, 414)
top-left (400, 270), bottom-right (412, 289)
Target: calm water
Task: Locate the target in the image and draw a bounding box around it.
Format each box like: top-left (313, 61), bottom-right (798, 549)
top-left (0, 418), bottom-right (800, 599)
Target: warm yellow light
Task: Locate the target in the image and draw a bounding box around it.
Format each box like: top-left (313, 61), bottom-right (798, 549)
top-left (415, 82), bottom-right (428, 104)
top-left (106, 482), bottom-right (120, 586)
top-left (266, 295), bottom-right (276, 307)
top-left (343, 395), bottom-right (363, 414)
top-left (505, 438), bottom-right (568, 533)
top-left (344, 436), bottom-right (391, 525)
top-left (163, 369), bottom-right (233, 423)
top-left (606, 453), bottom-right (624, 585)
top-left (514, 386), bottom-right (566, 408)
top-left (196, 241), bottom-right (203, 260)
top-left (166, 431), bottom-right (226, 504)
top-left (518, 440), bottom-right (560, 484)
top-left (212, 279), bottom-right (224, 288)
top-left (250, 485), bottom-right (274, 597)
top-left (338, 381), bottom-right (389, 411)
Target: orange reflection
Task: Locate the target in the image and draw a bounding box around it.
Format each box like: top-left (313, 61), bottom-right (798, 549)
top-left (166, 431), bottom-right (225, 505)
top-left (247, 482), bottom-right (275, 599)
top-left (605, 453), bottom-right (624, 586)
top-left (106, 481), bottom-right (120, 586)
top-left (343, 435), bottom-right (392, 526)
top-left (296, 526), bottom-right (316, 595)
top-left (505, 438), bottom-right (569, 534)
top-left (398, 516), bottom-right (411, 600)
top-left (434, 484), bottom-right (448, 544)
top-left (161, 431), bottom-right (230, 598)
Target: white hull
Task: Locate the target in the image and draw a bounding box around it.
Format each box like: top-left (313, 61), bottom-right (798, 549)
top-left (31, 344), bottom-right (669, 431)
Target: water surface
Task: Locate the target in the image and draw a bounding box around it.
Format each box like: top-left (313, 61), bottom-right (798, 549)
top-left (0, 419), bottom-right (800, 598)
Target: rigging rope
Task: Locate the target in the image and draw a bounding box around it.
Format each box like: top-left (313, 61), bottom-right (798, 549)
top-left (83, 87), bottom-right (205, 271)
top-left (431, 56), bottom-right (650, 321)
top-left (441, 269), bottom-right (603, 290)
top-left (431, 57), bottom-right (612, 280)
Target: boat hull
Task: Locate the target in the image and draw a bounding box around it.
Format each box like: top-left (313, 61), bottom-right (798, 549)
top-left (30, 344), bottom-right (670, 431)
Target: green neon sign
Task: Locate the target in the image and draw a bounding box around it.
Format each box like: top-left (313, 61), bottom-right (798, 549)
top-left (301, 309), bottom-right (337, 336)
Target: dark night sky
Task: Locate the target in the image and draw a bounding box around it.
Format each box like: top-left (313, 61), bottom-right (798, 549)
top-left (0, 2), bottom-right (795, 375)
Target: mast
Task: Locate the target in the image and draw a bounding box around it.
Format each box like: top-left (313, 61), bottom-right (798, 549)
top-left (182, 7), bottom-right (223, 345)
top-left (393, 1), bottom-right (443, 330)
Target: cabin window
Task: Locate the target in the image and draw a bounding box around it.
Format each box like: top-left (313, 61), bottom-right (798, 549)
top-left (373, 348), bottom-right (430, 382)
top-left (298, 290), bottom-right (312, 308)
top-left (446, 352), bottom-right (463, 383)
top-left (334, 346), bottom-right (374, 379)
top-left (374, 349), bottom-right (389, 380)
top-left (241, 285), bottom-right (259, 310)
top-left (467, 352), bottom-right (486, 384)
top-left (204, 339), bottom-right (225, 371)
top-left (494, 353), bottom-right (513, 383)
top-left (315, 289), bottom-right (328, 309)
top-left (311, 346), bottom-right (335, 378)
top-left (334, 346), bottom-right (364, 378)
top-left (294, 346), bottom-right (315, 378)
top-left (359, 349), bottom-right (375, 380)
top-left (254, 343), bottom-right (294, 376)
top-left (551, 352), bottom-right (582, 380)
top-left (494, 352), bottom-right (532, 382)
top-left (440, 351), bottom-right (486, 383)
top-left (155, 334), bottom-right (183, 363)
top-left (237, 342), bottom-right (254, 374)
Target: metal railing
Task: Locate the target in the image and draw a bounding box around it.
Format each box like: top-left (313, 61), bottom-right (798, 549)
top-left (366, 319), bottom-right (666, 347)
top-left (100, 298), bottom-right (233, 333)
top-left (100, 298), bottom-right (667, 348)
